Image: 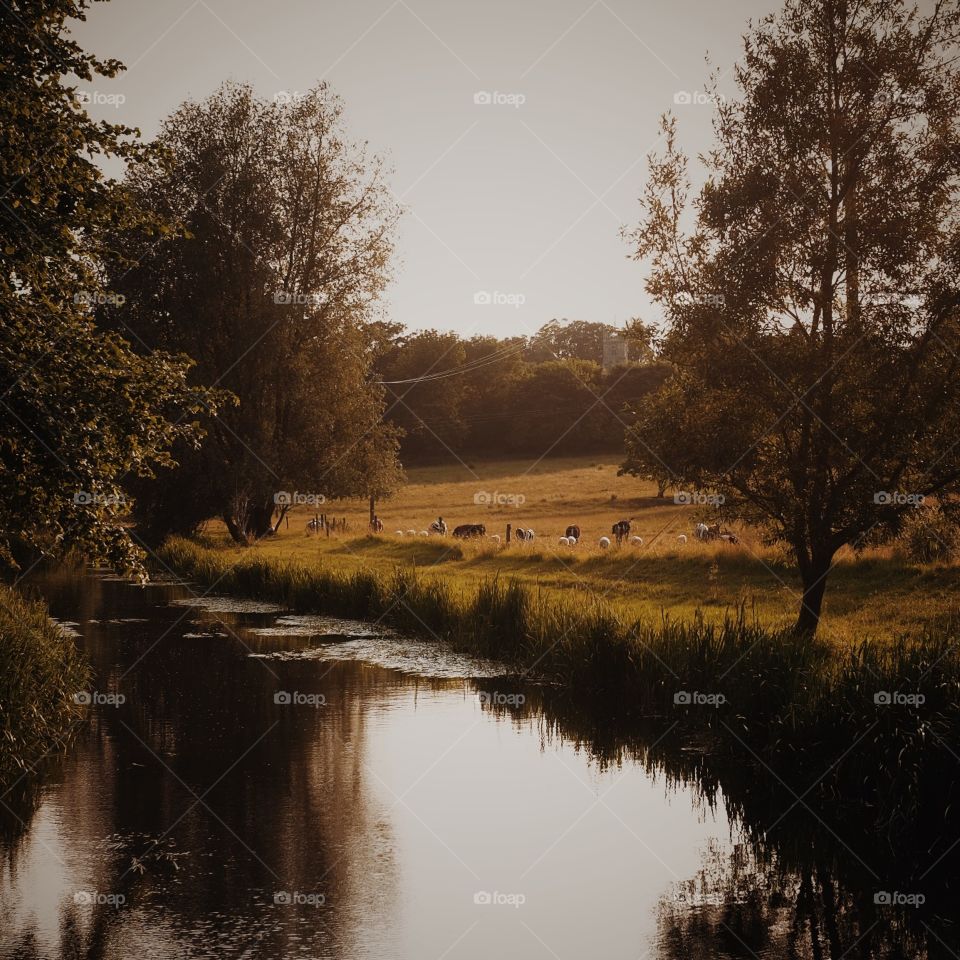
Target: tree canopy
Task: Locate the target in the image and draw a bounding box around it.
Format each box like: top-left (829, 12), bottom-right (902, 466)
top-left (107, 82), bottom-right (402, 542)
top-left (0, 0), bottom-right (223, 574)
top-left (623, 0), bottom-right (960, 633)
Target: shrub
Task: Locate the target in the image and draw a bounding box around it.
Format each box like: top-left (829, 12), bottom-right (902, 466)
top-left (899, 507), bottom-right (959, 564)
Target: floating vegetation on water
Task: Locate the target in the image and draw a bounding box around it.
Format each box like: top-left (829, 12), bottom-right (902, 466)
top-left (251, 635), bottom-right (511, 679)
top-left (169, 595), bottom-right (286, 614)
top-left (247, 614), bottom-right (399, 639)
top-left (48, 618), bottom-right (82, 638)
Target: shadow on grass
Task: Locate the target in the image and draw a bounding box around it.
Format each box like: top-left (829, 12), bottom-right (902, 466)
top-left (330, 535), bottom-right (464, 566)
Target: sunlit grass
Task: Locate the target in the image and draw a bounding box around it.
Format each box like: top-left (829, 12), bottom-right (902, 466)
top-left (194, 455), bottom-right (960, 645)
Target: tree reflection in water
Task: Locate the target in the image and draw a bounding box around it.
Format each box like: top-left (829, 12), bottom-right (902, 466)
top-left (2, 567), bottom-right (958, 959)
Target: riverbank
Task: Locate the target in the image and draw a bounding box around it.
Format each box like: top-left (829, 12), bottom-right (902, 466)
top-left (160, 536), bottom-right (960, 852)
top-left (159, 538), bottom-right (958, 715)
top-left (0, 582), bottom-right (89, 789)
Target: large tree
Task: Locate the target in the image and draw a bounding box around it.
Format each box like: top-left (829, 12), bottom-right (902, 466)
top-left (624, 0), bottom-right (960, 634)
top-left (0, 0), bottom-right (221, 574)
top-left (107, 83), bottom-right (401, 542)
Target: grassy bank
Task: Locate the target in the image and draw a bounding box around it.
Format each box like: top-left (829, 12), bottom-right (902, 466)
top-left (159, 537), bottom-right (960, 720)
top-left (0, 583), bottom-right (89, 788)
top-left (197, 456), bottom-right (960, 644)
top-left (161, 535), bottom-right (960, 843)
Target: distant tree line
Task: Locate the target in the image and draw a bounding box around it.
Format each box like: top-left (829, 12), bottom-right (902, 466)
top-left (373, 320), bottom-right (669, 463)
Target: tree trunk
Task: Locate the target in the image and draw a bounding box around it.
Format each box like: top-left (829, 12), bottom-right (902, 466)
top-left (369, 494), bottom-right (375, 525)
top-left (224, 496), bottom-right (279, 543)
top-left (222, 512), bottom-right (248, 545)
top-left (248, 500), bottom-right (277, 539)
top-left (794, 549), bottom-right (834, 636)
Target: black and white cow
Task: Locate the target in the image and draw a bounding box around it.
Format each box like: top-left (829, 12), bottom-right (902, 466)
top-left (611, 519), bottom-right (632, 546)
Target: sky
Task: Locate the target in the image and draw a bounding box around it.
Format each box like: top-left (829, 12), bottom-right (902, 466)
top-left (72, 0), bottom-right (785, 340)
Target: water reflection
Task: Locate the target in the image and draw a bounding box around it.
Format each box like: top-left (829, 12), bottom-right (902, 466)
top-left (0, 569), bottom-right (956, 958)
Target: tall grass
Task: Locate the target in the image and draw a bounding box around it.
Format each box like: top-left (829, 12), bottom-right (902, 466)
top-left (0, 583), bottom-right (89, 788)
top-left (159, 537), bottom-right (909, 718)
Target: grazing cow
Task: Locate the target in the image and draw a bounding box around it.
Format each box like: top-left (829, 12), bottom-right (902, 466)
top-left (395, 530), bottom-right (404, 536)
top-left (677, 534), bottom-right (688, 544)
top-left (559, 536), bottom-right (570, 546)
top-left (611, 519), bottom-right (632, 545)
top-left (695, 522), bottom-right (738, 544)
top-left (429, 517), bottom-right (448, 536)
top-left (370, 516), bottom-right (384, 534)
top-left (599, 536), bottom-right (611, 549)
top-left (565, 524), bottom-right (581, 541)
top-left (515, 527), bottom-right (536, 542)
top-left (630, 536), bottom-right (643, 545)
top-left (452, 523), bottom-right (486, 539)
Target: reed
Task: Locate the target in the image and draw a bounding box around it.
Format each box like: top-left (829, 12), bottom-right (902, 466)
top-left (160, 538), bottom-right (958, 721)
top-left (0, 583), bottom-right (90, 789)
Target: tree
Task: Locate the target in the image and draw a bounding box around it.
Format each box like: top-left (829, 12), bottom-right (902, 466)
top-left (459, 335), bottom-right (526, 455)
top-left (375, 329), bottom-right (469, 461)
top-left (505, 359), bottom-right (609, 456)
top-left (624, 0), bottom-right (960, 634)
top-left (0, 0), bottom-right (222, 574)
top-left (526, 318), bottom-right (653, 364)
top-left (107, 83), bottom-right (401, 542)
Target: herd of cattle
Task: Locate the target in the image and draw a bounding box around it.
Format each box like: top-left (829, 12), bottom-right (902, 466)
top-left (365, 516), bottom-right (740, 547)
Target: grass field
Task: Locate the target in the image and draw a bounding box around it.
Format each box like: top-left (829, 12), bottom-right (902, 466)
top-left (192, 455), bottom-right (960, 644)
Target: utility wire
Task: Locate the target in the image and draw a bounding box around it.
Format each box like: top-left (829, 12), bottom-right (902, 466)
top-left (376, 341), bottom-right (527, 385)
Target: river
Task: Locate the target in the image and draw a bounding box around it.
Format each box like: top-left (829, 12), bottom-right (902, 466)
top-left (0, 567), bottom-right (949, 958)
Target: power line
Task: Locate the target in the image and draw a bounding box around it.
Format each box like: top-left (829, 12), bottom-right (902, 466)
top-left (376, 341), bottom-right (526, 385)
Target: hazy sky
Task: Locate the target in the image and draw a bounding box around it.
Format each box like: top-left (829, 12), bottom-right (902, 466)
top-left (73, 0), bottom-right (785, 339)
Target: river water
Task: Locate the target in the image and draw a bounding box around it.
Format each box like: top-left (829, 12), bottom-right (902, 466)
top-left (0, 568), bottom-right (950, 958)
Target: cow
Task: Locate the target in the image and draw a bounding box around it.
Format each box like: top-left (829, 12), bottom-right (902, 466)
top-left (565, 524), bottom-right (581, 541)
top-left (429, 517), bottom-right (448, 536)
top-left (370, 516), bottom-right (384, 533)
top-left (695, 522), bottom-right (738, 544)
top-left (611, 519), bottom-right (632, 545)
top-left (452, 523), bottom-right (486, 539)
